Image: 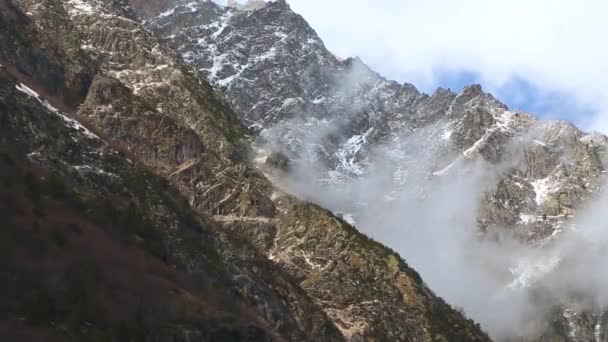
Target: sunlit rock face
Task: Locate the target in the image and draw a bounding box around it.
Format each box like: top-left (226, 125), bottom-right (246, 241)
top-left (141, 0), bottom-right (608, 340)
top-left (0, 0), bottom-right (493, 341)
top-left (146, 1), bottom-right (605, 243)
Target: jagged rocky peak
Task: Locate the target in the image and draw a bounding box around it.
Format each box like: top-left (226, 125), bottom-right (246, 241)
top-left (143, 0), bottom-right (608, 339)
top-left (0, 0), bottom-right (493, 340)
top-left (5, 0), bottom-right (607, 339)
top-left (227, 0), bottom-right (268, 10)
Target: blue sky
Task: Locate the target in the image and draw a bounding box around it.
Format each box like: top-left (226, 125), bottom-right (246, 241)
top-left (222, 0), bottom-right (608, 132)
top-left (416, 70), bottom-right (597, 123)
top-left (285, 0), bottom-right (608, 133)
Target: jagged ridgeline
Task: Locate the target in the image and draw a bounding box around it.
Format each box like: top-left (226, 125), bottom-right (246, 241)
top-left (0, 0), bottom-right (491, 341)
top-left (142, 0), bottom-right (608, 341)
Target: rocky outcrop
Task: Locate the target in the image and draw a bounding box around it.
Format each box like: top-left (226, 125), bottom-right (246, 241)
top-left (0, 0), bottom-right (491, 341)
top-left (0, 68), bottom-right (279, 341)
top-left (1, 0), bottom-right (98, 108)
top-left (142, 0), bottom-right (608, 340)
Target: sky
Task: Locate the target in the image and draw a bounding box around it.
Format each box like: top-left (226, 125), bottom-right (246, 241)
top-left (269, 0), bottom-right (608, 133)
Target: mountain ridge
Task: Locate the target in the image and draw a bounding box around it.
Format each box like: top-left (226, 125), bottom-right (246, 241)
top-left (0, 0), bottom-right (492, 340)
top-left (142, 0), bottom-right (608, 340)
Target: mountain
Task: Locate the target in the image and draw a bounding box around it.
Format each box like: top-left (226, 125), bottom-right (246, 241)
top-left (0, 0), bottom-right (491, 341)
top-left (139, 0), bottom-right (608, 340)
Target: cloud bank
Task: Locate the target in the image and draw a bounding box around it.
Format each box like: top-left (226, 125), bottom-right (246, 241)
top-left (284, 0), bottom-right (608, 132)
top-left (265, 122), bottom-right (608, 340)
top-left (224, 0), bottom-right (608, 338)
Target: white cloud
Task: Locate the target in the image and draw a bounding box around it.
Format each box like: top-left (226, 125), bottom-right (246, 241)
top-left (285, 0), bottom-right (608, 132)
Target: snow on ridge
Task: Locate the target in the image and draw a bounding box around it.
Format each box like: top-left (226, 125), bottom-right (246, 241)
top-left (157, 7), bottom-right (176, 18)
top-left (334, 211), bottom-right (357, 226)
top-left (530, 176), bottom-right (557, 206)
top-left (227, 0), bottom-right (268, 11)
top-left (73, 165), bottom-right (118, 178)
top-left (441, 129), bottom-right (453, 141)
top-left (15, 83), bottom-right (40, 99)
top-left (211, 11), bottom-right (232, 39)
top-left (65, 0), bottom-right (96, 16)
top-left (336, 128), bottom-right (373, 175)
top-left (255, 46), bottom-right (278, 62)
top-left (156, 2), bottom-right (201, 20)
top-left (563, 309), bottom-right (582, 341)
top-left (432, 157), bottom-right (462, 177)
top-left (518, 213), bottom-right (538, 225)
top-left (462, 110), bottom-right (518, 159)
top-left (15, 83), bottom-right (100, 141)
top-left (494, 110), bottom-right (516, 131)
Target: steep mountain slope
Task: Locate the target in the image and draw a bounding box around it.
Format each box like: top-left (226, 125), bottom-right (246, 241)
top-left (0, 68), bottom-right (288, 341)
top-left (0, 0), bottom-right (490, 341)
top-left (1, 1), bottom-right (343, 340)
top-left (147, 0), bottom-right (607, 237)
top-left (142, 0), bottom-right (608, 340)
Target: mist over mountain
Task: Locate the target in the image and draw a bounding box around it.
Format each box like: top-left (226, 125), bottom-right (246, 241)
top-left (146, 0), bottom-right (608, 340)
top-left (1, 0), bottom-right (607, 341)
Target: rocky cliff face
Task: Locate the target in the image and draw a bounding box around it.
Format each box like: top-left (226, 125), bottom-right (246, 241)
top-left (0, 0), bottom-right (491, 341)
top-left (142, 0), bottom-right (608, 340)
top-left (146, 0), bottom-right (606, 240)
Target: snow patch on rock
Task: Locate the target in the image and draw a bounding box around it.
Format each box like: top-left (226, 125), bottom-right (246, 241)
top-left (16, 83), bottom-right (100, 141)
top-left (507, 255), bottom-right (560, 289)
top-left (531, 176), bottom-right (557, 205)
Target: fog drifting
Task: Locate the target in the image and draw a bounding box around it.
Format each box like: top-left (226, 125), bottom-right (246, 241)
top-left (259, 113), bottom-right (608, 340)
